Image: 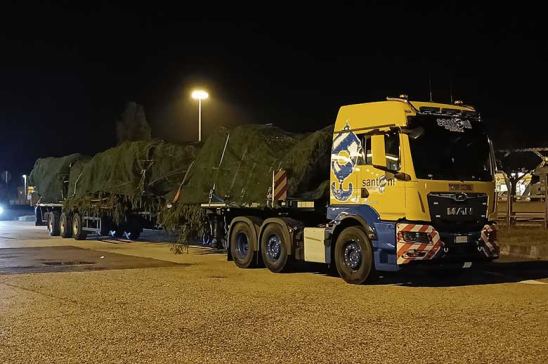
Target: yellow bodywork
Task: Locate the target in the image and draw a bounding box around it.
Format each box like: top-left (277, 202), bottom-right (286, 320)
top-left (329, 99), bottom-right (496, 222)
top-left (333, 100), bottom-right (475, 133)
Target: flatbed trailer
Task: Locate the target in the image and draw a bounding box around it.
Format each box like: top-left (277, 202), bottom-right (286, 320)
top-left (37, 199), bottom-right (157, 240)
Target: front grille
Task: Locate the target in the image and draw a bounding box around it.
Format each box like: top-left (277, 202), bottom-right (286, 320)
top-left (427, 192), bottom-right (488, 233)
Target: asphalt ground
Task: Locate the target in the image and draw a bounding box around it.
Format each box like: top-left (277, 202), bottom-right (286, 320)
top-left (0, 221), bottom-right (547, 363)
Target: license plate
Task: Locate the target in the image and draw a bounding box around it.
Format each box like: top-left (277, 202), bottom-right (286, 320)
top-left (455, 235), bottom-right (468, 244)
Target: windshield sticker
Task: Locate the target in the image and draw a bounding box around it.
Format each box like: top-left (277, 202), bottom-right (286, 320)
top-left (436, 117), bottom-right (472, 133)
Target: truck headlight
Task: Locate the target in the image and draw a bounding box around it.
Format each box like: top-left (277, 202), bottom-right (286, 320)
top-left (401, 231), bottom-right (430, 244)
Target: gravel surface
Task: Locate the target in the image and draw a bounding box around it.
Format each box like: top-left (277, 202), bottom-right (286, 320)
top-left (1, 222), bottom-right (547, 363)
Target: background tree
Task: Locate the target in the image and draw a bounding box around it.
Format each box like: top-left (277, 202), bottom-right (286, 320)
top-left (116, 102), bottom-right (152, 144)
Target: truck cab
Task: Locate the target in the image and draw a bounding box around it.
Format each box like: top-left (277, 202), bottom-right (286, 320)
top-left (327, 97), bottom-right (499, 278)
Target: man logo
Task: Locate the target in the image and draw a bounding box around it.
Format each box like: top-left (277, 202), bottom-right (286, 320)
top-left (447, 207), bottom-right (473, 216)
top-left (454, 193), bottom-right (467, 202)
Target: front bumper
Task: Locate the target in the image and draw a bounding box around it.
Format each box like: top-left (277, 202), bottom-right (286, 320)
top-left (396, 222), bottom-right (499, 265)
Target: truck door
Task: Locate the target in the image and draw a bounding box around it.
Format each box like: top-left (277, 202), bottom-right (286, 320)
top-left (357, 132), bottom-right (406, 220)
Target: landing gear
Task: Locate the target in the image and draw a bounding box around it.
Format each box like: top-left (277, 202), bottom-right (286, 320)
top-left (112, 216), bottom-right (142, 240)
top-left (35, 207), bottom-right (45, 226)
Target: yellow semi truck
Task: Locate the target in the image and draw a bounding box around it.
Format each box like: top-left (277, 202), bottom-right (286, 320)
top-left (202, 97), bottom-right (500, 284)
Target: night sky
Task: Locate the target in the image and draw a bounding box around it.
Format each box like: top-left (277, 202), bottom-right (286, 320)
top-left (1, 1), bottom-right (547, 179)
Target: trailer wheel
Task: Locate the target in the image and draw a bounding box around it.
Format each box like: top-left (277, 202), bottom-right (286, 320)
top-left (47, 211), bottom-right (61, 236)
top-left (72, 213), bottom-right (87, 240)
top-left (35, 207), bottom-right (45, 226)
top-left (60, 212), bottom-right (72, 238)
top-left (260, 223), bottom-right (291, 273)
top-left (334, 226), bottom-right (374, 284)
top-left (230, 222), bottom-right (257, 268)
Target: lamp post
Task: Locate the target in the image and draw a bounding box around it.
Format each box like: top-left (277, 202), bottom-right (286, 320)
top-left (22, 174), bottom-right (27, 203)
top-left (191, 89), bottom-right (209, 142)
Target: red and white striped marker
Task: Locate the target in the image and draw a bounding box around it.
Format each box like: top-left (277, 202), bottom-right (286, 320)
top-left (396, 223), bottom-right (444, 265)
top-left (272, 169), bottom-right (288, 204)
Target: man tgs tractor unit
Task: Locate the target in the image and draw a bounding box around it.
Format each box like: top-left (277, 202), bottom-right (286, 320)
top-left (203, 97), bottom-right (499, 284)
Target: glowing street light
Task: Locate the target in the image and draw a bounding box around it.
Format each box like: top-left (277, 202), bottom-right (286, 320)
top-left (191, 89), bottom-right (209, 142)
top-left (22, 174), bottom-right (27, 202)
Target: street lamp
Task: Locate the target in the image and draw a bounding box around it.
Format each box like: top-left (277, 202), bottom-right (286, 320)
top-left (191, 89), bottom-right (209, 142)
top-left (22, 174), bottom-right (27, 203)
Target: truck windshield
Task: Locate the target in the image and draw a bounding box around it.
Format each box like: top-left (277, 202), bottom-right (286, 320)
top-left (407, 114), bottom-right (493, 181)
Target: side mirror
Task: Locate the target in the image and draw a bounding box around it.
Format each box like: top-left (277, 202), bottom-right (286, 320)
top-left (371, 134), bottom-right (387, 170)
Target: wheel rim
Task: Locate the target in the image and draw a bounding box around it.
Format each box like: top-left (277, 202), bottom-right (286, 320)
top-left (236, 232), bottom-right (249, 258)
top-left (266, 234), bottom-right (282, 261)
top-left (343, 240), bottom-right (362, 271)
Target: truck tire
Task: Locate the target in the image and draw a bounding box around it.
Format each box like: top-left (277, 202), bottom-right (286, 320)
top-left (334, 226), bottom-right (374, 284)
top-left (47, 210), bottom-right (61, 236)
top-left (35, 207), bottom-right (45, 226)
top-left (59, 212), bottom-right (72, 238)
top-left (260, 223), bottom-right (291, 273)
top-left (230, 221), bottom-right (257, 268)
top-left (72, 213), bottom-right (87, 240)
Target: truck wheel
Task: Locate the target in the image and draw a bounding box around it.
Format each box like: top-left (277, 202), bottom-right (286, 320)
top-left (47, 211), bottom-right (61, 236)
top-left (35, 207), bottom-right (45, 226)
top-left (230, 222), bottom-right (257, 268)
top-left (72, 213), bottom-right (87, 240)
top-left (260, 223), bottom-right (291, 273)
top-left (60, 212), bottom-right (72, 238)
top-left (334, 226), bottom-right (374, 284)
